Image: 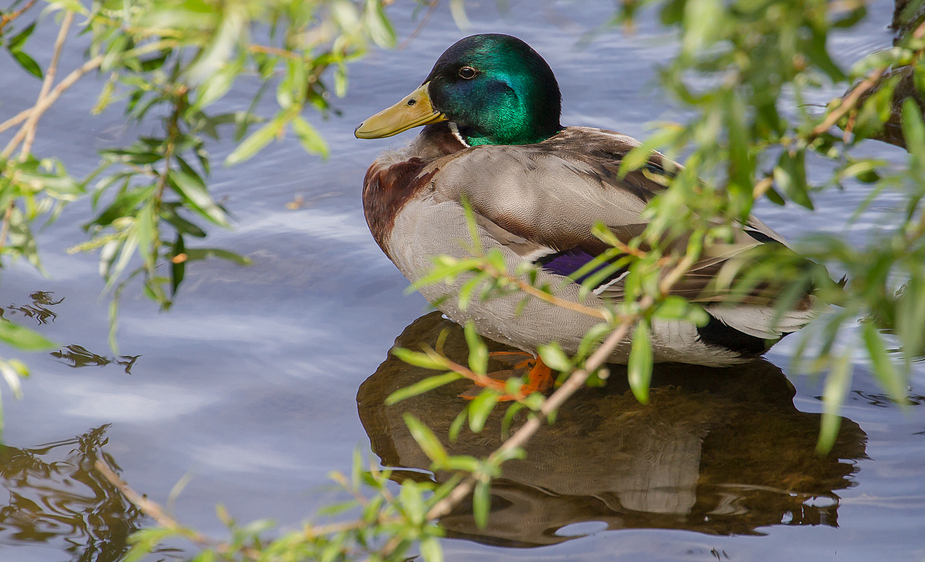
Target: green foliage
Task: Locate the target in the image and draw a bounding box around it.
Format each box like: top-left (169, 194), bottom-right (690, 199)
top-left (627, 322), bottom-right (652, 404)
top-left (4, 0), bottom-right (925, 560)
top-left (2, 0), bottom-right (397, 324)
top-left (0, 0), bottom-right (397, 425)
top-left (607, 0), bottom-right (925, 449)
top-left (112, 448), bottom-right (449, 561)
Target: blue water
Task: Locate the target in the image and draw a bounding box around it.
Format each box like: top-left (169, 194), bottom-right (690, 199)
top-left (1, 1), bottom-right (923, 561)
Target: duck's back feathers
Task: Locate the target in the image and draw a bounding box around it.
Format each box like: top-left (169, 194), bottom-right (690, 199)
top-left (363, 125), bottom-right (815, 365)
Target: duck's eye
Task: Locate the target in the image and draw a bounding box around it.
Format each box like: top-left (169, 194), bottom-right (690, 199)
top-left (458, 66), bottom-right (477, 80)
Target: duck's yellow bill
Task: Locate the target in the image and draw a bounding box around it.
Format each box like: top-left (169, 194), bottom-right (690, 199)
top-left (355, 83), bottom-right (447, 139)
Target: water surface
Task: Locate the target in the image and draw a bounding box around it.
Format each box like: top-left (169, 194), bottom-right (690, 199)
top-left (1, 1), bottom-right (924, 561)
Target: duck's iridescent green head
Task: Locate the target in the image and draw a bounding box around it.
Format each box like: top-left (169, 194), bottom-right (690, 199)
top-left (355, 34), bottom-right (562, 146)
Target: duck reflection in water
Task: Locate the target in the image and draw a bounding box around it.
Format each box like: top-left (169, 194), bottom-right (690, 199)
top-left (357, 312), bottom-right (867, 547)
top-left (0, 426), bottom-right (146, 562)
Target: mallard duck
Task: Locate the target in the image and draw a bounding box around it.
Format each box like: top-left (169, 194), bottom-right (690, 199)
top-left (355, 34), bottom-right (815, 392)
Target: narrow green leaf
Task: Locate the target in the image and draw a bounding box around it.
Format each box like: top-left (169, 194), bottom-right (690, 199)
top-left (473, 480), bottom-right (490, 529)
top-left (817, 352), bottom-right (853, 455)
top-left (0, 321), bottom-right (56, 351)
top-left (364, 0), bottom-right (397, 47)
top-left (501, 402), bottom-right (525, 439)
top-left (195, 58), bottom-right (241, 109)
top-left (399, 481), bottom-right (426, 524)
top-left (10, 50), bottom-right (42, 79)
top-left (135, 200), bottom-right (157, 270)
top-left (457, 274), bottom-right (483, 311)
top-left (123, 528), bottom-right (181, 562)
top-left (617, 127), bottom-right (681, 178)
top-left (419, 536), bottom-right (443, 562)
top-left (99, 148), bottom-right (163, 165)
top-left (896, 277), bottom-right (925, 364)
top-left (861, 322), bottom-right (908, 404)
top-left (576, 322), bottom-right (612, 360)
top-left (182, 248), bottom-right (251, 265)
top-left (333, 62), bottom-right (348, 97)
top-left (88, 185), bottom-right (155, 228)
top-left (443, 455), bottom-right (479, 472)
top-left (45, 0), bottom-right (89, 14)
top-left (292, 116), bottom-right (329, 158)
top-left (161, 206), bottom-right (207, 238)
top-left (0, 358), bottom-right (26, 399)
top-left (403, 413), bottom-right (448, 465)
top-left (901, 98), bottom-right (925, 162)
top-left (225, 121), bottom-right (277, 166)
top-left (385, 372), bottom-right (462, 405)
top-left (171, 233), bottom-right (186, 296)
top-left (168, 171), bottom-right (229, 227)
top-left (467, 390), bottom-right (500, 433)
top-left (682, 0), bottom-right (724, 53)
top-left (390, 347), bottom-right (449, 371)
top-left (449, 408), bottom-right (467, 442)
top-left (7, 23), bottom-right (36, 52)
top-left (628, 322), bottom-right (652, 404)
top-left (774, 150), bottom-right (814, 210)
top-left (537, 343), bottom-right (571, 372)
top-left (464, 322), bottom-right (487, 375)
top-left (654, 295), bottom-right (690, 320)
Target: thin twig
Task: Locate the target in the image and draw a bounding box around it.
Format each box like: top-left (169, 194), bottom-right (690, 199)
top-left (752, 176), bottom-right (773, 200)
top-left (811, 67), bottom-right (885, 138)
top-left (0, 38), bottom-right (174, 140)
top-left (19, 11), bottom-right (73, 160)
top-left (478, 262), bottom-right (609, 320)
top-left (0, 107), bottom-right (31, 136)
top-left (1, 11), bottom-right (73, 253)
top-left (249, 43), bottom-right (301, 59)
top-left (1, 54), bottom-right (105, 159)
top-left (426, 313), bottom-right (639, 520)
top-left (397, 0), bottom-right (439, 50)
top-left (95, 459), bottom-right (267, 560)
top-left (94, 460), bottom-right (213, 545)
top-left (426, 249), bottom-right (694, 521)
top-left (0, 0), bottom-right (38, 35)
top-left (0, 204), bottom-right (14, 252)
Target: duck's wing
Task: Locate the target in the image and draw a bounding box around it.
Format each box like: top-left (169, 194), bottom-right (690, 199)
top-left (434, 129), bottom-right (765, 295)
top-left (432, 127), bottom-right (815, 338)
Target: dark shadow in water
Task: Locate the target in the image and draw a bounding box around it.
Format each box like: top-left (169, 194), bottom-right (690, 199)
top-left (358, 312), bottom-right (868, 547)
top-left (0, 291), bottom-right (64, 325)
top-left (0, 426), bottom-right (148, 562)
top-left (1, 291), bottom-right (140, 373)
top-left (50, 345), bottom-right (141, 374)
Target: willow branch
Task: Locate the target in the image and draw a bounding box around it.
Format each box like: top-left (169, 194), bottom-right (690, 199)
top-left (95, 460), bottom-right (265, 560)
top-left (1, 54), bottom-right (104, 157)
top-left (0, 107), bottom-right (31, 136)
top-left (397, 0), bottom-right (438, 50)
top-left (426, 248), bottom-right (693, 521)
top-left (0, 37), bottom-right (174, 139)
top-left (0, 204), bottom-right (14, 253)
top-left (426, 313), bottom-right (638, 520)
top-left (0, 0), bottom-right (38, 35)
top-left (17, 11), bottom-right (73, 160)
top-left (478, 261), bottom-right (609, 320)
top-left (1, 11), bottom-right (73, 252)
top-left (94, 460), bottom-right (213, 545)
top-left (810, 67), bottom-right (885, 138)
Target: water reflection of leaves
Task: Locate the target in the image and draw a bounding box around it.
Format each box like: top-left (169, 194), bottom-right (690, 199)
top-left (0, 425), bottom-right (148, 562)
top-left (358, 313), bottom-right (868, 547)
top-left (0, 291), bottom-right (64, 325)
top-left (845, 389), bottom-right (925, 408)
top-left (49, 345), bottom-right (141, 374)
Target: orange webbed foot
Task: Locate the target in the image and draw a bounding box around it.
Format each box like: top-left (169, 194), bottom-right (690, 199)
top-left (459, 352), bottom-right (554, 401)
